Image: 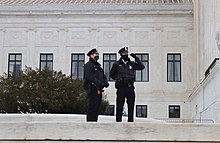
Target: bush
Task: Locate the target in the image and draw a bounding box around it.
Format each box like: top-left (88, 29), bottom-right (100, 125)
top-left (0, 67), bottom-right (109, 114)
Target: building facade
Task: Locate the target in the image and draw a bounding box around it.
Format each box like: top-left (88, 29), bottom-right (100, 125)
top-left (0, 0), bottom-right (219, 122)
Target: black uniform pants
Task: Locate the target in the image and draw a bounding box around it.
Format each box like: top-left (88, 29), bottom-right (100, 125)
top-left (116, 86), bottom-right (135, 122)
top-left (87, 88), bottom-right (102, 122)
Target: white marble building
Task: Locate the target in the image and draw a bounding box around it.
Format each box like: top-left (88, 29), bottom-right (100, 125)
top-left (0, 0), bottom-right (219, 122)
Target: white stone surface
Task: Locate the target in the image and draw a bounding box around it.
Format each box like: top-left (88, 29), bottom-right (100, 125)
top-left (0, 114), bottom-right (219, 142)
top-left (189, 61), bottom-right (220, 123)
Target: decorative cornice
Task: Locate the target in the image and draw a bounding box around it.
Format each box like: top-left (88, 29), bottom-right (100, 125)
top-left (0, 0), bottom-right (193, 5)
top-left (0, 3), bottom-right (193, 15)
top-left (57, 28), bottom-right (68, 32)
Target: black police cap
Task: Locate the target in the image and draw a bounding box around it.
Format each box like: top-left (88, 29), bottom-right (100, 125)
top-left (87, 48), bottom-right (98, 56)
top-left (118, 47), bottom-right (128, 54)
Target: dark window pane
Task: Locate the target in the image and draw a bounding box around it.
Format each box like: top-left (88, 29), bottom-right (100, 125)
top-left (135, 54), bottom-right (149, 82)
top-left (168, 55), bottom-right (174, 60)
top-left (8, 54), bottom-right (22, 76)
top-left (47, 55), bottom-right (53, 60)
top-left (103, 54), bottom-right (117, 81)
top-left (40, 54), bottom-right (53, 71)
top-left (169, 105), bottom-right (180, 118)
top-left (110, 54), bottom-right (116, 60)
top-left (136, 105), bottom-right (147, 118)
top-left (71, 54), bottom-right (85, 79)
top-left (104, 55), bottom-right (110, 60)
top-left (79, 55), bottom-right (84, 60)
top-left (136, 70), bottom-right (142, 81)
top-left (174, 55), bottom-right (180, 60)
top-left (41, 55), bottom-right (47, 60)
top-left (47, 62), bottom-right (53, 70)
top-left (167, 54), bottom-right (181, 82)
top-left (104, 105), bottom-right (115, 116)
top-left (9, 55), bottom-right (15, 60)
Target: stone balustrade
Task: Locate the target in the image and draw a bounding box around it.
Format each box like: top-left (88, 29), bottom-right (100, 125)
top-left (0, 114), bottom-right (219, 143)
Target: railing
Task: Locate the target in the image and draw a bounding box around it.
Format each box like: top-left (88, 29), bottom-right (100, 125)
top-left (205, 58), bottom-right (220, 78)
top-left (155, 118), bottom-right (214, 123)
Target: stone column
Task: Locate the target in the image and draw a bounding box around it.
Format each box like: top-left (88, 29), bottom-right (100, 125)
top-left (57, 28), bottom-right (68, 74)
top-left (26, 28), bottom-right (37, 69)
top-left (0, 29), bottom-right (5, 74)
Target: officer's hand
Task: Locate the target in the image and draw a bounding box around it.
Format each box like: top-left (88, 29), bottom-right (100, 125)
top-left (101, 82), bottom-right (109, 88)
top-left (104, 82), bottom-right (109, 88)
top-left (130, 53), bottom-right (137, 59)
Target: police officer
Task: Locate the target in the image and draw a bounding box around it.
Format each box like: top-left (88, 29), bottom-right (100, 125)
top-left (110, 47), bottom-right (145, 122)
top-left (83, 48), bottom-right (109, 122)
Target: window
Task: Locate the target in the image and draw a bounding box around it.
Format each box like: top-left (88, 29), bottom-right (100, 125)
top-left (167, 53), bottom-right (181, 82)
top-left (71, 54), bottom-right (85, 79)
top-left (169, 105), bottom-right (180, 118)
top-left (8, 53), bottom-right (22, 76)
top-left (103, 54), bottom-right (117, 81)
top-left (135, 54), bottom-right (149, 82)
top-left (104, 105), bottom-right (115, 116)
top-left (40, 54), bottom-right (53, 71)
top-left (136, 105), bottom-right (147, 118)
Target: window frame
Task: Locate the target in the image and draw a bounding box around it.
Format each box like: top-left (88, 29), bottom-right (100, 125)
top-left (8, 53), bottom-right (22, 76)
top-left (136, 105), bottom-right (148, 118)
top-left (103, 53), bottom-right (117, 81)
top-left (167, 53), bottom-right (181, 82)
top-left (169, 105), bottom-right (181, 118)
top-left (39, 53), bottom-right (53, 71)
top-left (135, 53), bottom-right (149, 82)
top-left (104, 105), bottom-right (115, 116)
top-left (71, 53), bottom-right (85, 80)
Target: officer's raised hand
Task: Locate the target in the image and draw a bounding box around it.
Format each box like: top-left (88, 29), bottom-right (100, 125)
top-left (97, 82), bottom-right (109, 90)
top-left (130, 53), bottom-right (137, 59)
top-left (103, 82), bottom-right (109, 88)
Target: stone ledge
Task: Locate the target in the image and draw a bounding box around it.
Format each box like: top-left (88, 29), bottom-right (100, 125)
top-left (0, 114), bottom-right (219, 142)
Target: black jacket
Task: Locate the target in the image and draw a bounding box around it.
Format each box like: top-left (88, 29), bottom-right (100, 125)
top-left (110, 57), bottom-right (145, 88)
top-left (83, 58), bottom-right (109, 90)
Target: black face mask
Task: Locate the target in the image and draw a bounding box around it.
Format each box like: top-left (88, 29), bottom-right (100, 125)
top-left (94, 56), bottom-right (99, 61)
top-left (121, 55), bottom-right (129, 61)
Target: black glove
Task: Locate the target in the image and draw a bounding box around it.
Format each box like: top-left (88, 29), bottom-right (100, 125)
top-left (130, 53), bottom-right (137, 59)
top-left (104, 82), bottom-right (109, 88)
top-left (101, 82), bottom-right (109, 88)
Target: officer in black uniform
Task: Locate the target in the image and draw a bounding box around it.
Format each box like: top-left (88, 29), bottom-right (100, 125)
top-left (83, 48), bottom-right (109, 122)
top-left (110, 47), bottom-right (145, 122)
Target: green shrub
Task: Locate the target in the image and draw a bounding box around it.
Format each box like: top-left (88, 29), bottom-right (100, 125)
top-left (0, 67), bottom-right (109, 114)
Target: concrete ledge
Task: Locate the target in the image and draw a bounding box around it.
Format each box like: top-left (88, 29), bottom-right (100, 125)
top-left (0, 114), bottom-right (219, 142)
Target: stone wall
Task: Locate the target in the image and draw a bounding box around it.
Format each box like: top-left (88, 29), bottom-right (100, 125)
top-left (189, 60), bottom-right (220, 123)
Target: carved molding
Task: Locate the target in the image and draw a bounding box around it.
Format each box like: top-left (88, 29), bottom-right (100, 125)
top-left (121, 27), bottom-right (132, 32)
top-left (0, 28), bottom-right (6, 32)
top-left (153, 26), bottom-right (164, 32)
top-left (89, 27), bottom-right (100, 32)
top-left (57, 28), bottom-right (68, 32)
top-left (26, 28), bottom-right (37, 32)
